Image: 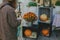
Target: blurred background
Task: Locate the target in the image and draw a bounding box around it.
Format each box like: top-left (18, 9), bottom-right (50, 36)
top-left (0, 0), bottom-right (60, 40)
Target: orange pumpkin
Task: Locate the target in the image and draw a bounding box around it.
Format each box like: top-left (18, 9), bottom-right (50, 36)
top-left (40, 14), bottom-right (48, 21)
top-left (24, 29), bottom-right (32, 37)
top-left (42, 29), bottom-right (49, 36)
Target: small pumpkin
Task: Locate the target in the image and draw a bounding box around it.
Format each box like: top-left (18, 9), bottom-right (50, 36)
top-left (24, 29), bottom-right (32, 37)
top-left (42, 29), bottom-right (49, 36)
top-left (40, 14), bottom-right (48, 21)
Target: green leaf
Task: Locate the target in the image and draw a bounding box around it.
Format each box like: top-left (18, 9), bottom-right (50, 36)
top-left (28, 2), bottom-right (37, 6)
top-left (55, 1), bottom-right (60, 6)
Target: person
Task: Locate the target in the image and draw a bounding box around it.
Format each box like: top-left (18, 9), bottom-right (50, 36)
top-left (0, 0), bottom-right (20, 40)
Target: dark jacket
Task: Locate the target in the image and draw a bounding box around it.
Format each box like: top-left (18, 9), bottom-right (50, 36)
top-left (0, 2), bottom-right (20, 40)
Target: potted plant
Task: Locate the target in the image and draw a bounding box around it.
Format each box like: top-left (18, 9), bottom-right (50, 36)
top-left (23, 12), bottom-right (37, 26)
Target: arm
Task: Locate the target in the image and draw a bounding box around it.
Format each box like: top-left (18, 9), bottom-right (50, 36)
top-left (7, 8), bottom-right (20, 28)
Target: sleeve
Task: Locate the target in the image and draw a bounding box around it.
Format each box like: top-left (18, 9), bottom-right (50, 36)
top-left (7, 8), bottom-right (20, 28)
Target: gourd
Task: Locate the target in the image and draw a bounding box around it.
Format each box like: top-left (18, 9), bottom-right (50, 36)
top-left (24, 29), bottom-right (32, 37)
top-left (42, 29), bottom-right (49, 36)
top-left (40, 14), bottom-right (48, 21)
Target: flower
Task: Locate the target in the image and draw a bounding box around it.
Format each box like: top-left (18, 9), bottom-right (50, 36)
top-left (23, 12), bottom-right (37, 22)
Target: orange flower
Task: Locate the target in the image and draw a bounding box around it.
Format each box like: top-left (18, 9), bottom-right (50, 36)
top-left (23, 12), bottom-right (37, 22)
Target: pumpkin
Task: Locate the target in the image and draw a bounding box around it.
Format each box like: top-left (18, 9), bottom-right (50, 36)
top-left (40, 14), bottom-right (48, 21)
top-left (42, 29), bottom-right (49, 36)
top-left (24, 29), bottom-right (32, 37)
top-left (23, 12), bottom-right (37, 22)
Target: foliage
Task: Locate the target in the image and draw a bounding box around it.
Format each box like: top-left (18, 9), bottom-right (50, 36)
top-left (55, 1), bottom-right (60, 6)
top-left (28, 2), bottom-right (37, 6)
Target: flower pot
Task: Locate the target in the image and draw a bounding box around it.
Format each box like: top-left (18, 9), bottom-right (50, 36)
top-left (27, 22), bottom-right (33, 26)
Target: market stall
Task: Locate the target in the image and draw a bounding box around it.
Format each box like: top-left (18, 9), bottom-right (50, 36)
top-left (16, 0), bottom-right (60, 40)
